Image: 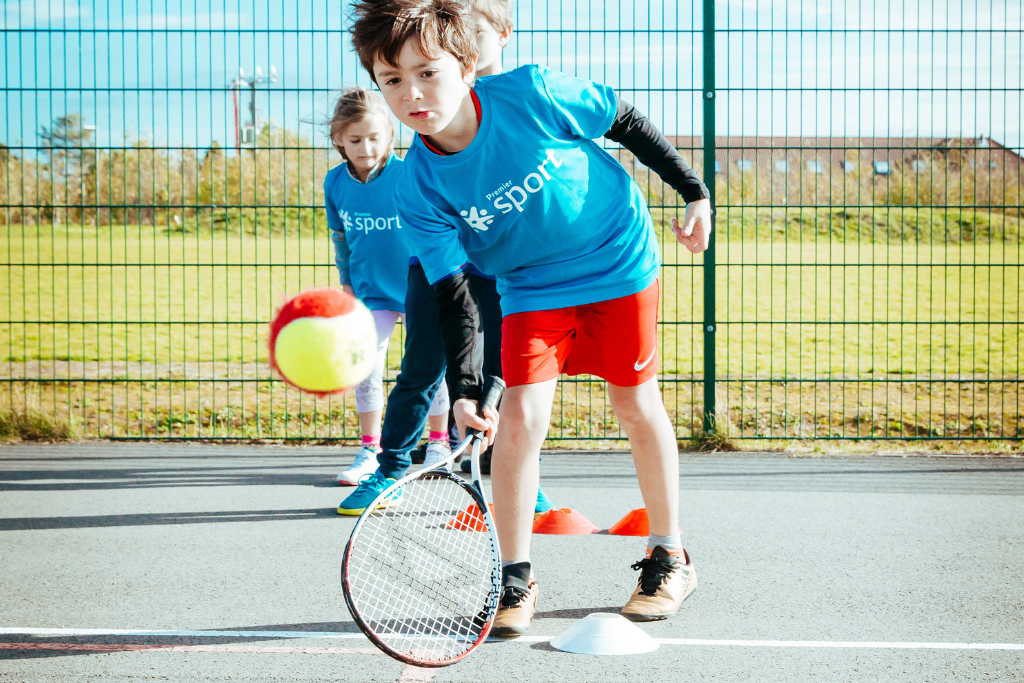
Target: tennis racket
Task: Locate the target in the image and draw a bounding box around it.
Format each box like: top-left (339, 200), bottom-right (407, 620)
top-left (341, 376), bottom-right (505, 667)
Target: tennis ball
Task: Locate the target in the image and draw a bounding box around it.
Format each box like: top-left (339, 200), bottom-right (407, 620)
top-left (268, 288), bottom-right (377, 395)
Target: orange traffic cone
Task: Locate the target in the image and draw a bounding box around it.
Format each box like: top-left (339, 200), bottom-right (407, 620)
top-left (446, 503), bottom-right (493, 531)
top-left (607, 508), bottom-right (650, 536)
top-left (607, 508), bottom-right (683, 536)
top-left (532, 508), bottom-right (599, 535)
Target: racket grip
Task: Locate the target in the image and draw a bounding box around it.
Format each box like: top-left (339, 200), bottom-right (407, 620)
top-left (466, 375), bottom-right (505, 439)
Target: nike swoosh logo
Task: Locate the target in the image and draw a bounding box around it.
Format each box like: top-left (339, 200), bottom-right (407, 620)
top-left (634, 348), bottom-right (657, 371)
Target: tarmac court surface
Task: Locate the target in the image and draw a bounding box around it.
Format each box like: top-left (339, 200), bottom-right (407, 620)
top-left (1, 443), bottom-right (1022, 682)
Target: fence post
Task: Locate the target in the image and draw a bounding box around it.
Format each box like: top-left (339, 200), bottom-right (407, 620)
top-left (701, 0), bottom-right (717, 434)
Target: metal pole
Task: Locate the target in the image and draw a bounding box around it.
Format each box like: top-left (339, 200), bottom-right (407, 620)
top-left (702, 0), bottom-right (717, 434)
top-left (249, 81), bottom-right (258, 132)
top-left (233, 87), bottom-right (240, 153)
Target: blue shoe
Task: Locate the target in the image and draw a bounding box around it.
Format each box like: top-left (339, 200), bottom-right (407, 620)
top-left (337, 471), bottom-right (400, 516)
top-left (534, 486), bottom-right (554, 518)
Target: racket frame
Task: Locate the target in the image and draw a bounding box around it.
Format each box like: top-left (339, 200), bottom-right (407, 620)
top-left (341, 433), bottom-right (502, 667)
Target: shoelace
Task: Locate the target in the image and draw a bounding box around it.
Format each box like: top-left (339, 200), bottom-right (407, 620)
top-left (499, 584), bottom-right (530, 608)
top-left (631, 555), bottom-right (679, 596)
top-left (362, 472), bottom-right (390, 492)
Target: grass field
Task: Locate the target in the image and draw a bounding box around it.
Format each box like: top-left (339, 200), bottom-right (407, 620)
top-left (1, 211), bottom-right (1021, 443)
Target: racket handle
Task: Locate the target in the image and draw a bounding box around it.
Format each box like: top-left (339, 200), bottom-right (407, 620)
top-left (466, 375), bottom-right (505, 439)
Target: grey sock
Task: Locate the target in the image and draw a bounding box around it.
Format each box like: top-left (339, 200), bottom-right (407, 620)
top-left (647, 533), bottom-right (682, 554)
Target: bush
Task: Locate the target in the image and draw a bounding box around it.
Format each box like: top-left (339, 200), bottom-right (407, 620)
top-left (0, 406), bottom-right (78, 441)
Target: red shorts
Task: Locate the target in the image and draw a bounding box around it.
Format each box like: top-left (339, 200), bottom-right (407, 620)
top-left (501, 281), bottom-right (660, 387)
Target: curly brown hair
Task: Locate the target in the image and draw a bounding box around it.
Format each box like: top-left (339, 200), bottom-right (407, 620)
top-left (348, 0), bottom-right (478, 83)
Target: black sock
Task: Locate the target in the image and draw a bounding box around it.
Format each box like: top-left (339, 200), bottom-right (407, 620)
top-left (501, 561), bottom-right (532, 590)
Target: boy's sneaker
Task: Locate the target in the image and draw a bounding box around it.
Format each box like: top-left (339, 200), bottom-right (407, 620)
top-left (534, 486), bottom-right (554, 518)
top-left (410, 443), bottom-right (426, 465)
top-left (490, 576), bottom-right (539, 639)
top-left (422, 442), bottom-right (453, 472)
top-left (337, 471), bottom-right (400, 516)
top-left (336, 446), bottom-right (380, 486)
top-left (621, 546), bottom-right (697, 622)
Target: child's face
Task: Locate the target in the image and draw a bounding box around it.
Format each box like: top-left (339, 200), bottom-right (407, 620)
top-left (337, 113), bottom-right (390, 176)
top-left (472, 11), bottom-right (511, 76)
top-left (373, 39), bottom-right (476, 138)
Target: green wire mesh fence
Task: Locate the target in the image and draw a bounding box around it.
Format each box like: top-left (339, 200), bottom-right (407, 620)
top-left (1, 1), bottom-right (1020, 441)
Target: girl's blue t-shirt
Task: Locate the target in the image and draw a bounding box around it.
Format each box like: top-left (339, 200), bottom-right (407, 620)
top-left (393, 65), bottom-right (661, 316)
top-left (324, 154), bottom-right (411, 312)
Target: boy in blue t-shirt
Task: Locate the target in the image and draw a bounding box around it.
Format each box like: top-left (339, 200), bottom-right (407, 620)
top-left (350, 0), bottom-right (712, 637)
top-left (337, 0), bottom-right (556, 518)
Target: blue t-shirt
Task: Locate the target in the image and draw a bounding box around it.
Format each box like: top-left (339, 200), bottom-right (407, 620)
top-left (324, 154), bottom-right (411, 312)
top-left (393, 65), bottom-right (661, 315)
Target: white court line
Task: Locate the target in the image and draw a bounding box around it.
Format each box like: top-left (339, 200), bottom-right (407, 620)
top-left (2, 629), bottom-right (1023, 651)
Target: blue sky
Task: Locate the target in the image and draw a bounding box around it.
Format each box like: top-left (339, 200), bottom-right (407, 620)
top-left (2, 0), bottom-right (1021, 153)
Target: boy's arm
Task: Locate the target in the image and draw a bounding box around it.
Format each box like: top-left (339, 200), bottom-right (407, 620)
top-left (535, 65), bottom-right (705, 201)
top-left (324, 185), bottom-right (352, 287)
top-left (432, 269), bottom-right (484, 403)
top-left (604, 98), bottom-right (710, 203)
top-left (434, 270), bottom-right (496, 443)
top-left (393, 186), bottom-right (485, 404)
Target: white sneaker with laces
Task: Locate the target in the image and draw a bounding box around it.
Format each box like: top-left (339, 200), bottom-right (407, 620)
top-left (422, 442), bottom-right (453, 472)
top-left (337, 446), bottom-right (379, 485)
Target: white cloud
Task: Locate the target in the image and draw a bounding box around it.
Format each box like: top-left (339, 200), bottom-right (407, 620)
top-left (842, 0), bottom-right (1022, 31)
top-left (120, 11), bottom-right (247, 30)
top-left (517, 42), bottom-right (699, 69)
top-left (723, 0), bottom-right (837, 21)
top-left (1, 0), bottom-right (89, 27)
top-left (1, 3), bottom-right (248, 30)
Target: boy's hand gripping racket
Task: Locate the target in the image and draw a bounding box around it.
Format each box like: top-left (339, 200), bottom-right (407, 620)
top-left (341, 376), bottom-right (505, 667)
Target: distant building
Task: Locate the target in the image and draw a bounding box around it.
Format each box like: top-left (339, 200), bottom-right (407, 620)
top-left (640, 136), bottom-right (1023, 177)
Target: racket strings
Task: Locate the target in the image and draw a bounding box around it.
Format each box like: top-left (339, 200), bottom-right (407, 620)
top-left (347, 473), bottom-right (497, 662)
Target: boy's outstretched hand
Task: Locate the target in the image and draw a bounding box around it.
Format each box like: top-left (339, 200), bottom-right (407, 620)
top-left (672, 198), bottom-right (713, 254)
top-left (453, 397), bottom-right (500, 449)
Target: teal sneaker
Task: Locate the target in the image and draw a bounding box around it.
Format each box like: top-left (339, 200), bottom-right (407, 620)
top-left (534, 486), bottom-right (554, 518)
top-left (337, 471), bottom-right (400, 516)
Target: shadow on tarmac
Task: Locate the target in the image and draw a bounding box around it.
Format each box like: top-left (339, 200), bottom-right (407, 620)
top-left (0, 507), bottom-right (342, 531)
top-left (6, 462), bottom-right (1024, 495)
top-left (0, 466), bottom-right (343, 492)
top-left (0, 621), bottom-right (364, 660)
top-left (533, 607), bottom-right (621, 620)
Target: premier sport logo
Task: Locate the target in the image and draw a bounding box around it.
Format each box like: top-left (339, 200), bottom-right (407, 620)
top-left (340, 208), bottom-right (403, 234)
top-left (459, 206), bottom-right (495, 232)
top-left (457, 149), bottom-right (565, 231)
top-left (338, 209), bottom-right (354, 232)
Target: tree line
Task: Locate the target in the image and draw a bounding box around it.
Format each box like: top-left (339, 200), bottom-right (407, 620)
top-left (2, 113), bottom-right (1020, 230)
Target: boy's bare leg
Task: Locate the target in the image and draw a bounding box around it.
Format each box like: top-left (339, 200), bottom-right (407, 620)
top-left (607, 377), bottom-right (679, 536)
top-left (491, 378), bottom-right (558, 563)
top-left (610, 377), bottom-right (695, 621)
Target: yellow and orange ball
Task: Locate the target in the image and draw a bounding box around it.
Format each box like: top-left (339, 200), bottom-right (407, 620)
top-left (268, 288), bottom-right (377, 395)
